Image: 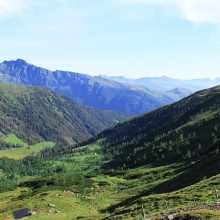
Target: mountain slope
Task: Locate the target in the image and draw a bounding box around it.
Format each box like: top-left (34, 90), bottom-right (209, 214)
top-left (81, 85), bottom-right (220, 178)
top-left (68, 85), bottom-right (220, 219)
top-left (100, 75), bottom-right (204, 92)
top-left (164, 87), bottom-right (192, 100)
top-left (0, 84), bottom-right (129, 146)
top-left (0, 59), bottom-right (189, 115)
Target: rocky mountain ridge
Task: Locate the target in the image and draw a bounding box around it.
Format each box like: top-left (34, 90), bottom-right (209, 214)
top-left (0, 59), bottom-right (191, 115)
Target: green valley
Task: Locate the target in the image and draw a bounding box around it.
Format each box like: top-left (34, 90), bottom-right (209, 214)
top-left (1, 85), bottom-right (220, 219)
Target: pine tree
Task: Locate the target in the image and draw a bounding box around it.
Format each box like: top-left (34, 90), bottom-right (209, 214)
top-left (185, 150), bottom-right (191, 159)
top-left (180, 134), bottom-right (183, 141)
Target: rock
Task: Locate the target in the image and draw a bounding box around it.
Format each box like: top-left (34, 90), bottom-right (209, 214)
top-left (48, 204), bottom-right (56, 208)
top-left (28, 211), bottom-right (37, 216)
top-left (168, 213), bottom-right (178, 220)
top-left (56, 194), bottom-right (63, 197)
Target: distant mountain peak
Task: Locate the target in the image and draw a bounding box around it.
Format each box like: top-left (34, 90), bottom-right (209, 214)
top-left (100, 75), bottom-right (204, 92)
top-left (3, 58), bottom-right (30, 66)
top-left (16, 59), bottom-right (35, 66)
top-left (16, 58), bottom-right (27, 63)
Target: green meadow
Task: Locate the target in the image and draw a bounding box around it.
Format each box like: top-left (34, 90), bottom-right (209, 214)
top-left (0, 133), bottom-right (55, 159)
top-left (1, 159), bottom-right (220, 220)
top-left (4, 133), bottom-right (27, 146)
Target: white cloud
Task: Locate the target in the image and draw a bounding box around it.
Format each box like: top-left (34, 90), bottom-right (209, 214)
top-left (119, 0), bottom-right (220, 45)
top-left (1, 0), bottom-right (220, 25)
top-left (183, 0), bottom-right (220, 24)
top-left (120, 0), bottom-right (220, 24)
top-left (0, 0), bottom-right (32, 19)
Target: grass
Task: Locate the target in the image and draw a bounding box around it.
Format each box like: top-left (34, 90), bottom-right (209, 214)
top-left (1, 141), bottom-right (220, 219)
top-left (29, 142), bottom-right (55, 152)
top-left (103, 168), bottom-right (220, 219)
top-left (0, 147), bottom-right (33, 159)
top-left (0, 171), bottom-right (113, 219)
top-left (0, 141), bottom-right (55, 159)
top-left (1, 161), bottom-right (220, 219)
top-left (0, 187), bottom-right (30, 220)
top-left (0, 189), bottom-right (109, 220)
top-left (74, 142), bottom-right (102, 153)
top-left (91, 175), bottom-right (127, 185)
top-left (173, 210), bottom-right (220, 219)
top-left (4, 133), bottom-right (26, 146)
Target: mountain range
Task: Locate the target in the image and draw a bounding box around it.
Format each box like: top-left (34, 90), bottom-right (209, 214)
top-left (1, 60), bottom-right (220, 219)
top-left (183, 78), bottom-right (220, 88)
top-left (100, 75), bottom-right (220, 92)
top-left (0, 59), bottom-right (191, 115)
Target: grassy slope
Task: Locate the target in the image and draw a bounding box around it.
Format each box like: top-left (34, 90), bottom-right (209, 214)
top-left (0, 148), bottom-right (33, 159)
top-left (0, 143), bottom-right (55, 159)
top-left (4, 133), bottom-right (26, 146)
top-left (1, 162), bottom-right (220, 219)
top-left (1, 142), bottom-right (220, 219)
top-left (29, 142), bottom-right (55, 152)
top-left (71, 85), bottom-right (220, 219)
top-left (0, 133), bottom-right (55, 159)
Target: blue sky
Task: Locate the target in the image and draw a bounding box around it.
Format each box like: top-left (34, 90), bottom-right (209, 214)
top-left (0, 0), bottom-right (220, 79)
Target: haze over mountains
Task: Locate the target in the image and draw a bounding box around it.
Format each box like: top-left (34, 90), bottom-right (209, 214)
top-left (183, 78), bottom-right (220, 88)
top-left (100, 75), bottom-right (220, 92)
top-left (0, 59), bottom-right (192, 115)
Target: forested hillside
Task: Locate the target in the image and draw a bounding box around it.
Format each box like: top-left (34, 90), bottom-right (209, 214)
top-left (0, 84), bottom-right (129, 146)
top-left (81, 85), bottom-right (220, 179)
top-left (0, 59), bottom-right (190, 115)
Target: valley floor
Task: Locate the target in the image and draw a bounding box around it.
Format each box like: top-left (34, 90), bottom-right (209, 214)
top-left (1, 163), bottom-right (220, 219)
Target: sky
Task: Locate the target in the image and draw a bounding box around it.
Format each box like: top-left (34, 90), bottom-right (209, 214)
top-left (0, 0), bottom-right (220, 79)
